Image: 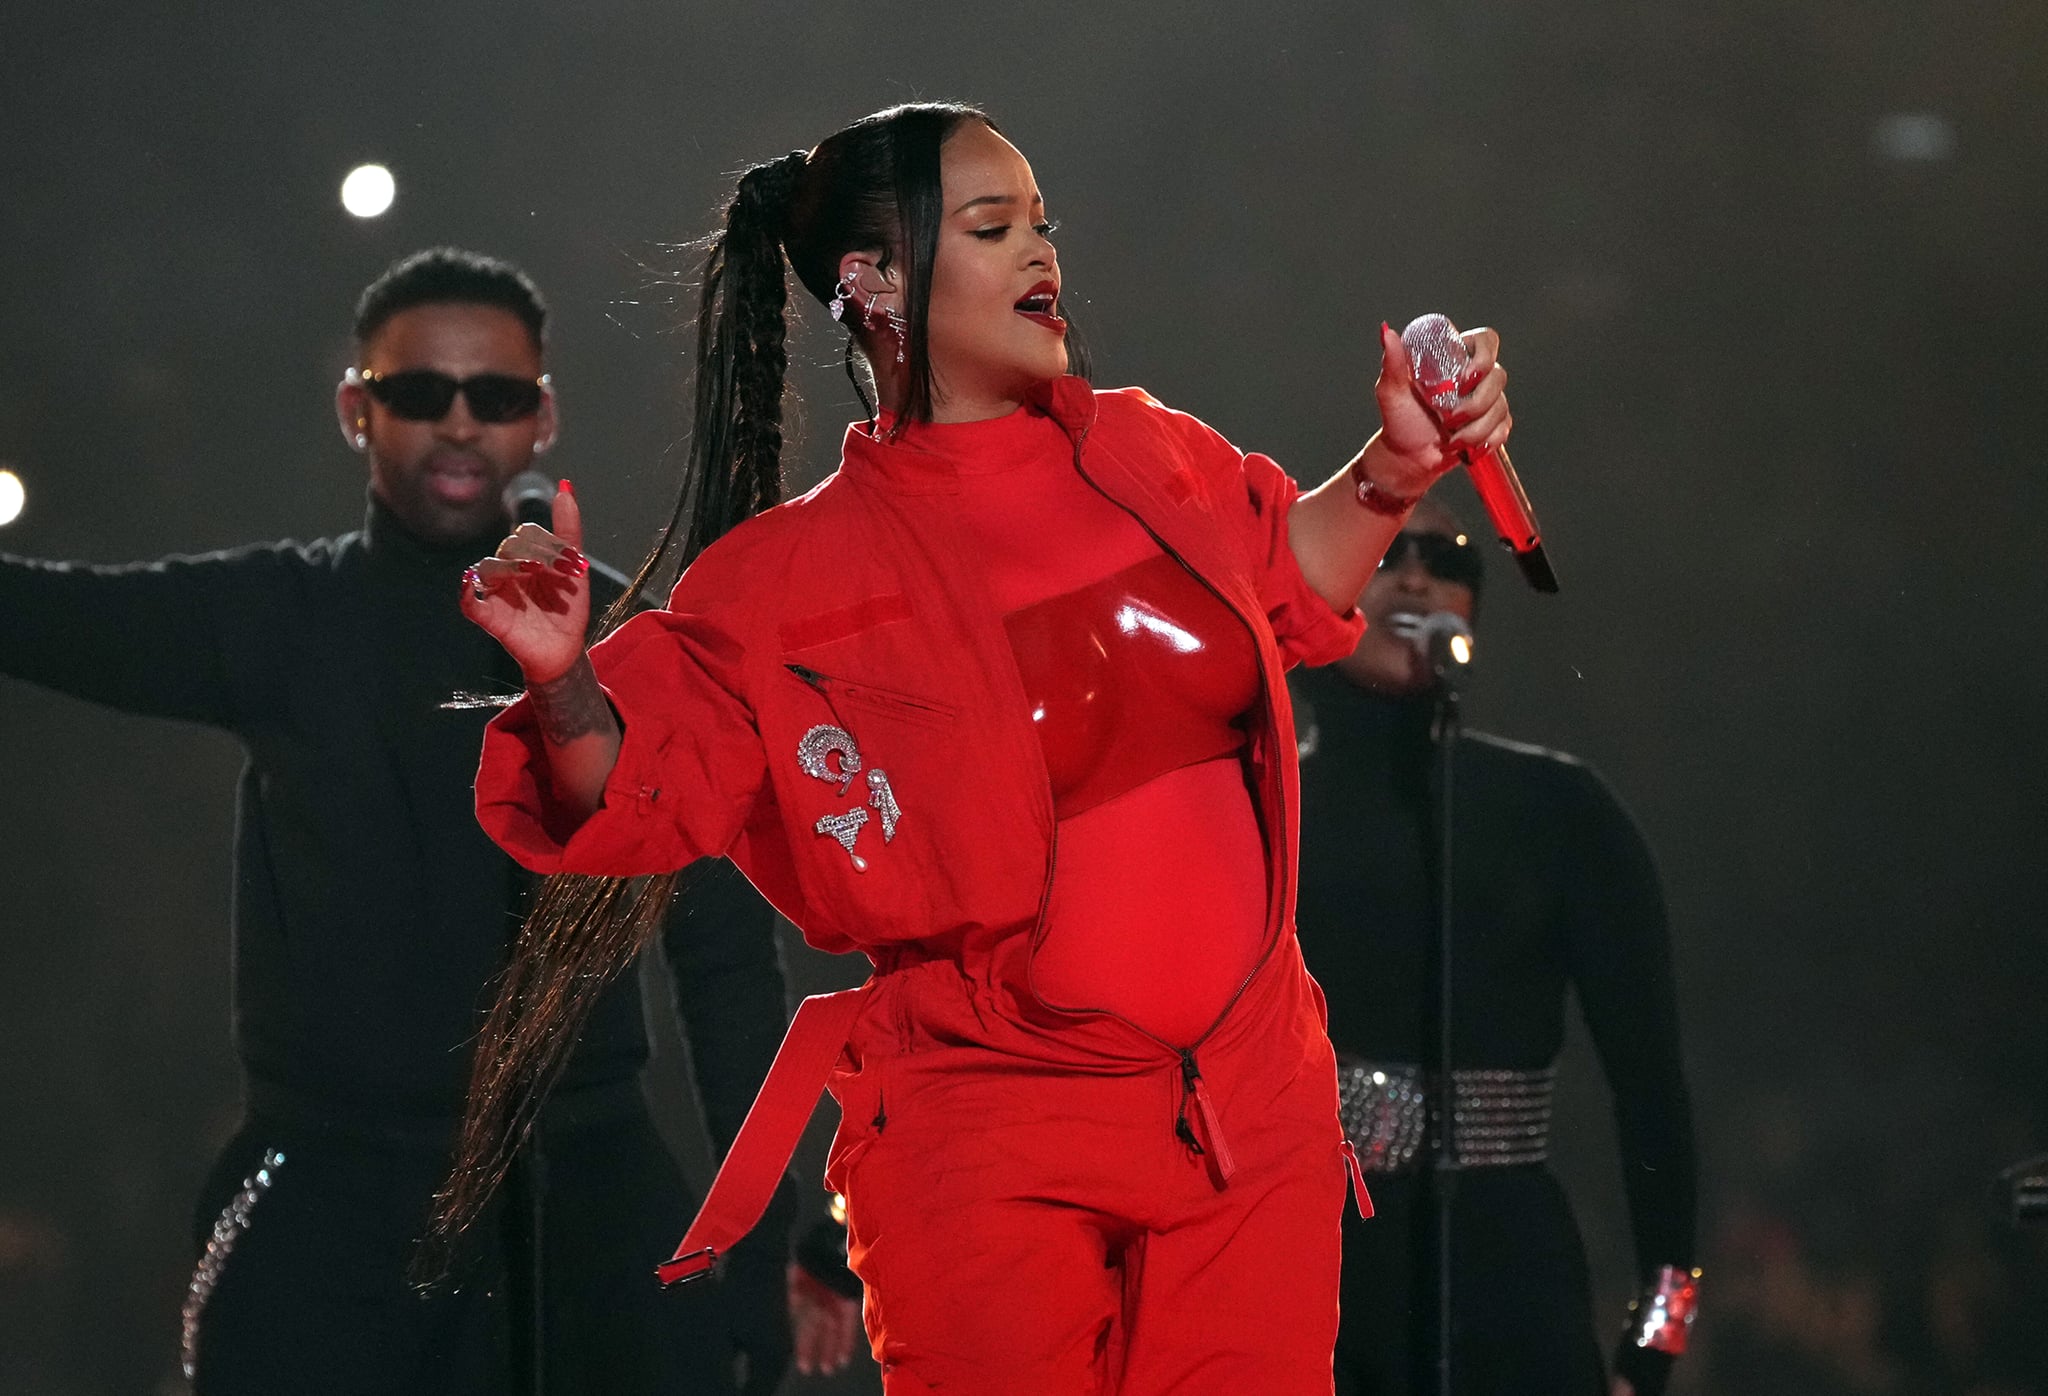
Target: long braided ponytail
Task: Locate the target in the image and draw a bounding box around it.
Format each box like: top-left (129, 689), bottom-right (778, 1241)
top-left (424, 106), bottom-right (998, 1274)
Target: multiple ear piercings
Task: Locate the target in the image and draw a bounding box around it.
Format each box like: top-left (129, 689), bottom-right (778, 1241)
top-left (349, 417), bottom-right (549, 453)
top-left (828, 273), bottom-right (907, 365)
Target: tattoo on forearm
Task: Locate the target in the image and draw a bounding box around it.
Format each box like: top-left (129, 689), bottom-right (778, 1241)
top-left (530, 656), bottom-right (614, 747)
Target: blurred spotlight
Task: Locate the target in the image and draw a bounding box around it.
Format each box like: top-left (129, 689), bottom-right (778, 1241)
top-left (1872, 113), bottom-right (1957, 163)
top-left (1449, 633), bottom-right (1473, 667)
top-left (341, 163), bottom-right (397, 218)
top-left (0, 468), bottom-right (24, 527)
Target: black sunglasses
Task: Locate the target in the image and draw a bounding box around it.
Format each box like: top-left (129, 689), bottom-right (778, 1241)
top-left (1379, 530), bottom-right (1485, 590)
top-left (358, 369), bottom-right (548, 424)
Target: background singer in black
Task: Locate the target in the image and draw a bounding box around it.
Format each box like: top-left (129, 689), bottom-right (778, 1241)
top-left (0, 248), bottom-right (816, 1394)
top-left (1292, 497), bottom-right (1699, 1396)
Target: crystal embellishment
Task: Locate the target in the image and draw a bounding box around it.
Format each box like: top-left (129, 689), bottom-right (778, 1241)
top-left (815, 807), bottom-right (871, 871)
top-left (181, 1147), bottom-right (286, 1379)
top-left (867, 769), bottom-right (902, 840)
top-left (797, 724), bottom-right (862, 794)
top-left (798, 724), bottom-right (902, 868)
top-left (1336, 1060), bottom-right (1556, 1173)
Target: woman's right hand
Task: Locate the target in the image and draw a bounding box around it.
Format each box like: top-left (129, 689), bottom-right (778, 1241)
top-left (460, 479), bottom-right (592, 683)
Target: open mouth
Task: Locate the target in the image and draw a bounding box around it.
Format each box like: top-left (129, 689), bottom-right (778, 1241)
top-left (424, 453), bottom-right (491, 506)
top-left (1014, 282), bottom-right (1066, 333)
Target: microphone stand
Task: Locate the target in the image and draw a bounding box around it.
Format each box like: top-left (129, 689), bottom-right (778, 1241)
top-left (1428, 657), bottom-right (1464, 1396)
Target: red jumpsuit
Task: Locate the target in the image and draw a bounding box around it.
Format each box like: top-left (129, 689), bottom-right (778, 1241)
top-left (476, 380), bottom-right (1368, 1394)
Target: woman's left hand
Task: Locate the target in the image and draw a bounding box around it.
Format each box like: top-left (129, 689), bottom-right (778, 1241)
top-left (1370, 320), bottom-right (1512, 494)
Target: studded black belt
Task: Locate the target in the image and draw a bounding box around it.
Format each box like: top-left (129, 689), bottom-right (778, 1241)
top-left (1336, 1058), bottom-right (1556, 1174)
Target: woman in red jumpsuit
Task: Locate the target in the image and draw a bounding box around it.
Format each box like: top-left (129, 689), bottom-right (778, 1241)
top-left (438, 102), bottom-right (1513, 1395)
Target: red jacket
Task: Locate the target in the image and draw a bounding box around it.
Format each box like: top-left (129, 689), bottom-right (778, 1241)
top-left (478, 378), bottom-right (1367, 1278)
top-left (479, 379), bottom-right (1361, 1061)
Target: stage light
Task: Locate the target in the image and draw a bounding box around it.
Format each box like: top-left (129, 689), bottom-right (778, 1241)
top-left (341, 164), bottom-right (396, 218)
top-left (0, 468), bottom-right (24, 526)
top-left (1872, 113), bottom-right (1956, 163)
top-left (1449, 634), bottom-right (1472, 666)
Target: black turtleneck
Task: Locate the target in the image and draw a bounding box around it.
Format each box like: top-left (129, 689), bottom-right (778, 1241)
top-left (0, 497), bottom-right (784, 1144)
top-left (1289, 663), bottom-right (1696, 1274)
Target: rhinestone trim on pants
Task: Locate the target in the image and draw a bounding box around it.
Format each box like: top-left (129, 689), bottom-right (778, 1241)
top-left (180, 1147), bottom-right (285, 1380)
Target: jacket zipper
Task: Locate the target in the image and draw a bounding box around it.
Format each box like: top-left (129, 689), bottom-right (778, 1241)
top-left (1013, 412), bottom-right (1292, 1183)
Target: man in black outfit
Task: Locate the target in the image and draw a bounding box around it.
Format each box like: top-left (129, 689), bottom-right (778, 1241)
top-left (1292, 498), bottom-right (1700, 1396)
top-left (0, 249), bottom-right (805, 1395)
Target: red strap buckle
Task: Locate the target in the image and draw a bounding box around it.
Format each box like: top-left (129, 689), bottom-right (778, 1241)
top-left (655, 1247), bottom-right (718, 1287)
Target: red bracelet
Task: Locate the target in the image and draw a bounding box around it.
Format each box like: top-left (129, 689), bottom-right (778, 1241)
top-left (1351, 458), bottom-right (1423, 517)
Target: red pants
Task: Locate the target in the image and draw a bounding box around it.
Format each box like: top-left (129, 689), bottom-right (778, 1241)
top-left (827, 938), bottom-right (1349, 1395)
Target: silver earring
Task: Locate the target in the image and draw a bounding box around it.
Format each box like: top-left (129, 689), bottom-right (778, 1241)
top-left (353, 432), bottom-right (368, 451)
top-left (829, 275), bottom-right (857, 322)
top-left (868, 300), bottom-right (908, 364)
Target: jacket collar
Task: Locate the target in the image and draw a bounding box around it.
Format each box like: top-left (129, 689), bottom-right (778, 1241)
top-left (837, 375), bottom-right (1100, 496)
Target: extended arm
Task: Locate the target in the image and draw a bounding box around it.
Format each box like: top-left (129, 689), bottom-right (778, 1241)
top-left (0, 545), bottom-right (282, 727)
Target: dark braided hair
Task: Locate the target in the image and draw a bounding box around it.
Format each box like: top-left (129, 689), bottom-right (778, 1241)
top-left (422, 103), bottom-right (1005, 1276)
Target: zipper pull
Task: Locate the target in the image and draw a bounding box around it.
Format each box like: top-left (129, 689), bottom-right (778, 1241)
top-left (1175, 1049), bottom-right (1205, 1156)
top-left (1177, 1048), bottom-right (1238, 1184)
top-left (786, 662), bottom-right (826, 688)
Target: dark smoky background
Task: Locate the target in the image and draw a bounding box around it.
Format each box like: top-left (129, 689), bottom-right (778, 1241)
top-left (3, 3), bottom-right (2044, 1391)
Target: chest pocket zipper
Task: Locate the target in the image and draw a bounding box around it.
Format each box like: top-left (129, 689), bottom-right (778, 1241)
top-left (784, 663), bottom-right (959, 731)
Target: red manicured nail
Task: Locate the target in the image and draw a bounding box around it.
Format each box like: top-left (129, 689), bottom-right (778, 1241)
top-left (558, 478), bottom-right (574, 494)
top-left (551, 557), bottom-right (579, 576)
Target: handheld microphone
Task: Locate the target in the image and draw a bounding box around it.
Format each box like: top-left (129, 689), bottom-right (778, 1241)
top-left (500, 470), bottom-right (642, 602)
top-left (1399, 314), bottom-right (1559, 594)
top-left (501, 471), bottom-right (556, 530)
top-left (1390, 610), bottom-right (1475, 689)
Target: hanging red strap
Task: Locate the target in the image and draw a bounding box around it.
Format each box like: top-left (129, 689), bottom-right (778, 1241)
top-left (657, 983), bottom-right (871, 1286)
top-left (1341, 1139), bottom-right (1376, 1220)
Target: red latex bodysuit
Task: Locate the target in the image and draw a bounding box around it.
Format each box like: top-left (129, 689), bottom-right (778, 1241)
top-left (939, 405), bottom-right (1266, 1046)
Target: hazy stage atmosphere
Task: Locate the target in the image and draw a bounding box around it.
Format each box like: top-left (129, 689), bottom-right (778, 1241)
top-left (4, 2), bottom-right (2046, 1392)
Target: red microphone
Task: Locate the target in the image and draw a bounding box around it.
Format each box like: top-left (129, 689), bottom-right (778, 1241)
top-left (1400, 313), bottom-right (1559, 594)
